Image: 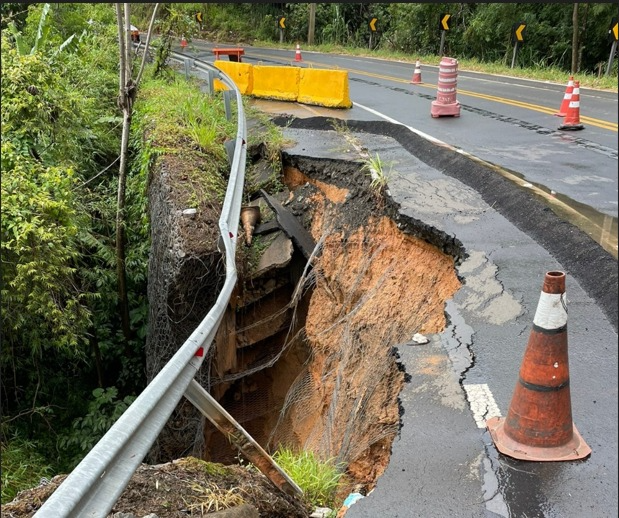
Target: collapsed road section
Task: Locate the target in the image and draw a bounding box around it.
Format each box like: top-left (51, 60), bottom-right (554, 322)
top-left (145, 117), bottom-right (465, 501)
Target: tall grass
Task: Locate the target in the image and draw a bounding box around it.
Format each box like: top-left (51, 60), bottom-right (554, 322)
top-left (1, 437), bottom-right (53, 504)
top-left (272, 447), bottom-right (343, 509)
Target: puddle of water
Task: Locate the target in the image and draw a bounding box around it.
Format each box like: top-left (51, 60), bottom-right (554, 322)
top-left (463, 154), bottom-right (618, 258)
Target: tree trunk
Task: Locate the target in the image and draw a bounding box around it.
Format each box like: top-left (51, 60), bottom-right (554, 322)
top-left (116, 107), bottom-right (132, 343)
top-left (571, 3), bottom-right (579, 74)
top-left (308, 3), bottom-right (316, 45)
top-left (115, 3), bottom-right (132, 343)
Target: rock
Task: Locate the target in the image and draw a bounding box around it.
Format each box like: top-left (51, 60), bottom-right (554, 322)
top-left (411, 333), bottom-right (430, 345)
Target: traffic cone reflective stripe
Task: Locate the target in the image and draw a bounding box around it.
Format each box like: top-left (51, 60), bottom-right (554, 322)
top-left (558, 81), bottom-right (584, 131)
top-left (411, 60), bottom-right (422, 84)
top-left (295, 43), bottom-right (302, 62)
top-left (554, 76), bottom-right (574, 117)
top-left (486, 271), bottom-right (591, 462)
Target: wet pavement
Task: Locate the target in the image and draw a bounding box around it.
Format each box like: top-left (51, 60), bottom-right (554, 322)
top-left (270, 115), bottom-right (618, 518)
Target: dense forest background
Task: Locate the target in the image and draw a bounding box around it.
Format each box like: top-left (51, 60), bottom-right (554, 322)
top-left (130, 2), bottom-right (619, 74)
top-left (1, 1), bottom-right (617, 504)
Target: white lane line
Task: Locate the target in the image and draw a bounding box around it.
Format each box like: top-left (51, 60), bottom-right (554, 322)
top-left (463, 383), bottom-right (502, 429)
top-left (353, 102), bottom-right (448, 146)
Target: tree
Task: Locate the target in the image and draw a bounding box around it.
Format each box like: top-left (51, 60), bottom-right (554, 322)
top-left (114, 3), bottom-right (159, 344)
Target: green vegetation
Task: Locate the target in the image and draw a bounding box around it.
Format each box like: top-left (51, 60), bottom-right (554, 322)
top-left (1, 436), bottom-right (53, 503)
top-left (362, 152), bottom-right (393, 193)
top-left (273, 447), bottom-right (344, 509)
top-left (1, 3), bottom-right (150, 500)
top-left (0, 3), bottom-right (289, 504)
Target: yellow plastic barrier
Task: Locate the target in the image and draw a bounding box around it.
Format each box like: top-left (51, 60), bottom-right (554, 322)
top-left (251, 65), bottom-right (300, 102)
top-left (298, 68), bottom-right (352, 108)
top-left (209, 61), bottom-right (352, 110)
top-left (213, 60), bottom-right (253, 95)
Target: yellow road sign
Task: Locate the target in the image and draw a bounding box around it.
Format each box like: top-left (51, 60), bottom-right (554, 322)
top-left (196, 12), bottom-right (202, 24)
top-left (514, 23), bottom-right (526, 42)
top-left (613, 22), bottom-right (618, 41)
top-left (369, 18), bottom-right (378, 32)
top-left (440, 14), bottom-right (451, 31)
top-left (279, 17), bottom-right (286, 30)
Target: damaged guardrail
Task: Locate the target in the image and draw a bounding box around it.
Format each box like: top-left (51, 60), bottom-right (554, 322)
top-left (34, 54), bottom-right (249, 518)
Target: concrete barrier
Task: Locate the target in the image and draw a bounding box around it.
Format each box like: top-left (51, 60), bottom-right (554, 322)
top-left (211, 61), bottom-right (352, 109)
top-left (214, 60), bottom-right (253, 95)
top-left (251, 65), bottom-right (300, 102)
top-left (298, 68), bottom-right (352, 108)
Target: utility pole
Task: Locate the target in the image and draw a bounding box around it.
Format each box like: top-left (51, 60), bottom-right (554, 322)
top-left (308, 3), bottom-right (316, 45)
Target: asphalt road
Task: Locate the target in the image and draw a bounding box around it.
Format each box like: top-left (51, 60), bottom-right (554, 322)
top-left (189, 41), bottom-right (618, 257)
top-left (181, 42), bottom-right (618, 518)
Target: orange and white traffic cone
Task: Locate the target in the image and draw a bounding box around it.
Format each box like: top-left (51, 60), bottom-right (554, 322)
top-left (410, 59), bottom-right (422, 84)
top-left (295, 43), bottom-right (302, 62)
top-left (180, 35), bottom-right (188, 49)
top-left (558, 80), bottom-right (584, 131)
top-left (486, 271), bottom-right (591, 462)
top-left (554, 76), bottom-right (574, 117)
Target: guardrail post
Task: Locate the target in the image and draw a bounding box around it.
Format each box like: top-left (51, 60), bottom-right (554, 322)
top-left (184, 58), bottom-right (191, 79)
top-left (199, 70), bottom-right (216, 96)
top-left (223, 90), bottom-right (233, 120)
top-left (224, 139), bottom-right (236, 165)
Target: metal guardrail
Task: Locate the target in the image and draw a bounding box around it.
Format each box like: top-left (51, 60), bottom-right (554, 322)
top-left (34, 54), bottom-right (248, 518)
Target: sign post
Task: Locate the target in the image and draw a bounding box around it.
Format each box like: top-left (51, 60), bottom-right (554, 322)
top-left (606, 18), bottom-right (618, 77)
top-left (278, 16), bottom-right (286, 44)
top-left (369, 17), bottom-right (378, 49)
top-left (511, 22), bottom-right (526, 68)
top-left (439, 13), bottom-right (450, 56)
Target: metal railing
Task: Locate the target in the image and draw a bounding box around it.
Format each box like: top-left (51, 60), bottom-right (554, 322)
top-left (34, 55), bottom-right (247, 518)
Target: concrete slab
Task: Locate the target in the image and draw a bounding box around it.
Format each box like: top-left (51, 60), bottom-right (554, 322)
top-left (252, 230), bottom-right (294, 279)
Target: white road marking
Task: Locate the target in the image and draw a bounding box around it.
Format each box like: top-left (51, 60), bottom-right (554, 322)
top-left (463, 383), bottom-right (502, 429)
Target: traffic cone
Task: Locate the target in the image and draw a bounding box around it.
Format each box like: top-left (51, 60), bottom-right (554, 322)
top-left (554, 76), bottom-right (574, 117)
top-left (410, 59), bottom-right (422, 84)
top-left (295, 43), bottom-right (302, 62)
top-left (180, 35), bottom-right (187, 49)
top-left (486, 271), bottom-right (591, 462)
top-left (558, 80), bottom-right (584, 131)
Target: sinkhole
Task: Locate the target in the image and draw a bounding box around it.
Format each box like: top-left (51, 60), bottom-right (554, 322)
top-left (146, 152), bottom-right (465, 495)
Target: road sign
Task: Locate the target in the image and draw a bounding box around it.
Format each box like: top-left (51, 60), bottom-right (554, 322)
top-left (369, 18), bottom-right (378, 32)
top-left (196, 12), bottom-right (202, 24)
top-left (278, 16), bottom-right (286, 30)
top-left (439, 13), bottom-right (451, 31)
top-left (512, 22), bottom-right (526, 42)
top-left (609, 18), bottom-right (618, 42)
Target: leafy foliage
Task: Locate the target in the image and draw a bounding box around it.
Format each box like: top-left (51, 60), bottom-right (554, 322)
top-left (57, 387), bottom-right (136, 469)
top-left (1, 142), bottom-right (91, 357)
top-left (1, 2), bottom-right (150, 481)
top-left (175, 2), bottom-right (617, 76)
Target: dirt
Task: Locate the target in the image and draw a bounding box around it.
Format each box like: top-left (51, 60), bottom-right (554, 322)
top-left (2, 457), bottom-right (312, 517)
top-left (275, 162), bottom-right (461, 492)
